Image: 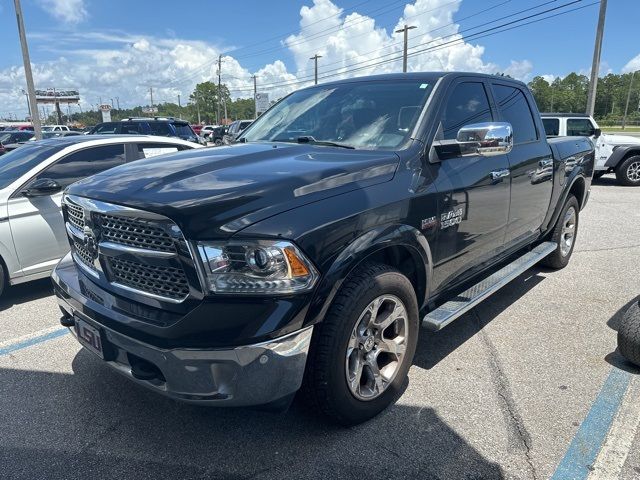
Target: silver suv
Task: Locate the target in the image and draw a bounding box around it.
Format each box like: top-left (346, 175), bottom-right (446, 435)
top-left (0, 135), bottom-right (199, 295)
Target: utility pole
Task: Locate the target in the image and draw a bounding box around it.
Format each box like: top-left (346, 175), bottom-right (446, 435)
top-left (14, 0), bottom-right (42, 139)
top-left (310, 54), bottom-right (322, 85)
top-left (252, 75), bottom-right (258, 119)
top-left (217, 54), bottom-right (222, 124)
top-left (177, 94), bottom-right (181, 108)
top-left (21, 88), bottom-right (31, 118)
top-left (149, 87), bottom-right (154, 109)
top-left (115, 96), bottom-right (120, 110)
top-left (622, 70), bottom-right (636, 130)
top-left (586, 0), bottom-right (607, 116)
top-left (395, 24), bottom-right (417, 73)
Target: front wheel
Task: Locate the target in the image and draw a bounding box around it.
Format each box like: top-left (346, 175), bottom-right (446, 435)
top-left (302, 262), bottom-right (419, 425)
top-left (541, 195), bottom-right (579, 269)
top-left (615, 155), bottom-right (640, 186)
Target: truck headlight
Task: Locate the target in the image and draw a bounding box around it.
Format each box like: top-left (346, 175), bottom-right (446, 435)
top-left (196, 240), bottom-right (319, 294)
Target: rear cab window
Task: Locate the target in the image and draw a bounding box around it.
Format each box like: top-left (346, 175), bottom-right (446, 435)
top-left (492, 84), bottom-right (538, 144)
top-left (149, 123), bottom-right (172, 136)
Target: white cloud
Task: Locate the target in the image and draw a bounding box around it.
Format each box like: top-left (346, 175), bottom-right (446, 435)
top-left (36, 0), bottom-right (88, 25)
top-left (1, 0), bottom-right (538, 119)
top-left (622, 53), bottom-right (640, 73)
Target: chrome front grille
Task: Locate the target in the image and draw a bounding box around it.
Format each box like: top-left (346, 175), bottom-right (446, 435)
top-left (109, 257), bottom-right (190, 300)
top-left (66, 202), bottom-right (85, 231)
top-left (97, 214), bottom-right (176, 252)
top-left (63, 195), bottom-right (195, 303)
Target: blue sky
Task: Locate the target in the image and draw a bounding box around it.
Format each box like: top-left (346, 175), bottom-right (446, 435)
top-left (0, 0), bottom-right (638, 118)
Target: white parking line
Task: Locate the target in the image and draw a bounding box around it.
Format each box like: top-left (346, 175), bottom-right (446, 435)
top-left (0, 325), bottom-right (68, 354)
top-left (587, 376), bottom-right (640, 479)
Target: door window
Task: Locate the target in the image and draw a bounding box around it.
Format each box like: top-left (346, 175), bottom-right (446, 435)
top-left (121, 122), bottom-right (144, 134)
top-left (440, 82), bottom-right (492, 140)
top-left (93, 122), bottom-right (118, 134)
top-left (149, 122), bottom-right (172, 136)
top-left (493, 85), bottom-right (537, 144)
top-left (34, 144), bottom-right (125, 188)
top-left (542, 118), bottom-right (559, 136)
top-left (135, 142), bottom-right (189, 159)
top-left (567, 118), bottom-right (596, 136)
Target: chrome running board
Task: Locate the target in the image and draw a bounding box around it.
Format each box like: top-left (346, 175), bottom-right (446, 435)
top-left (422, 242), bottom-right (557, 331)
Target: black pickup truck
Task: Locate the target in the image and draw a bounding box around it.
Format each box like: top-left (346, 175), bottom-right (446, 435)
top-left (52, 73), bottom-right (594, 425)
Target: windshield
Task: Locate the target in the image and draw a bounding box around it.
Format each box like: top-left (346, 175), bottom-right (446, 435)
top-left (42, 126), bottom-right (54, 131)
top-left (241, 80), bottom-right (434, 150)
top-left (0, 143), bottom-right (63, 189)
top-left (173, 123), bottom-right (194, 137)
top-left (0, 133), bottom-right (13, 143)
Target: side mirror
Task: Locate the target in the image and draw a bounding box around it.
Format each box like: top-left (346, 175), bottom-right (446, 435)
top-left (22, 178), bottom-right (62, 197)
top-left (456, 122), bottom-right (513, 157)
top-left (593, 128), bottom-right (602, 138)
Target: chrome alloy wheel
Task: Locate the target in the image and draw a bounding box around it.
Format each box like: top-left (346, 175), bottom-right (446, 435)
top-left (560, 206), bottom-right (577, 257)
top-left (345, 294), bottom-right (408, 401)
top-left (627, 160), bottom-right (640, 182)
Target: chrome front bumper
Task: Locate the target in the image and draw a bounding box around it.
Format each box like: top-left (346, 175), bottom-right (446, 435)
top-left (57, 295), bottom-right (313, 406)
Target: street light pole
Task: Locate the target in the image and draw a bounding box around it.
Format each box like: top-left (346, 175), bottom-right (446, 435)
top-left (217, 54), bottom-right (222, 124)
top-left (622, 70), bottom-right (636, 130)
top-left (13, 0), bottom-right (42, 139)
top-left (21, 88), bottom-right (31, 119)
top-left (310, 54), bottom-right (322, 85)
top-left (586, 0), bottom-right (607, 116)
top-left (252, 75), bottom-right (257, 119)
top-left (395, 24), bottom-right (417, 73)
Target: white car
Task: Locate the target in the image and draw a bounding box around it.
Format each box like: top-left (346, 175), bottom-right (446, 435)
top-left (200, 125), bottom-right (219, 139)
top-left (0, 135), bottom-right (200, 295)
top-left (541, 113), bottom-right (640, 186)
top-left (42, 125), bottom-right (70, 132)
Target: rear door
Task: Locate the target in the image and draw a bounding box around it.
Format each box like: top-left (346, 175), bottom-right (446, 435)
top-left (7, 143), bottom-right (126, 276)
top-left (491, 83), bottom-right (553, 245)
top-left (430, 80), bottom-right (511, 291)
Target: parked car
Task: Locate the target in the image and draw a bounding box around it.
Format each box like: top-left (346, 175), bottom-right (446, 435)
top-left (541, 113), bottom-right (640, 186)
top-left (200, 125), bottom-right (218, 139)
top-left (89, 118), bottom-right (200, 144)
top-left (0, 135), bottom-right (200, 296)
top-left (0, 131), bottom-right (35, 154)
top-left (223, 119), bottom-right (252, 144)
top-left (208, 125), bottom-right (228, 145)
top-left (53, 72), bottom-right (593, 425)
top-left (191, 124), bottom-right (204, 135)
top-left (42, 125), bottom-right (70, 132)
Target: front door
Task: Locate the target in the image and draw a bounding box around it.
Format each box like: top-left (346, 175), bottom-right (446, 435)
top-left (429, 80), bottom-right (511, 292)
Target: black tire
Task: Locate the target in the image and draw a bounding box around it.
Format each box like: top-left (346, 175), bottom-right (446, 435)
top-left (615, 155), bottom-right (640, 186)
top-left (593, 171), bottom-right (606, 180)
top-left (618, 301), bottom-right (640, 366)
top-left (302, 262), bottom-right (419, 426)
top-left (541, 195), bottom-right (580, 269)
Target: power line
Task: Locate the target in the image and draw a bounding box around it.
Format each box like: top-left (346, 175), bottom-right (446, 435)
top-left (225, 0), bottom-right (590, 93)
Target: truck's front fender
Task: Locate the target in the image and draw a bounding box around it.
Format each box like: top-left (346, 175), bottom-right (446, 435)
top-left (304, 224), bottom-right (433, 327)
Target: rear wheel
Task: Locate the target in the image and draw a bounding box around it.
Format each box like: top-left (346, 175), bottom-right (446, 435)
top-left (615, 155), bottom-right (640, 186)
top-left (618, 301), bottom-right (640, 366)
top-left (541, 195), bottom-right (579, 269)
top-left (302, 262), bottom-right (419, 425)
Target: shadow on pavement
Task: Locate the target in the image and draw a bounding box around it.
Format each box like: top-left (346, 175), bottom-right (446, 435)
top-left (0, 278), bottom-right (53, 312)
top-left (605, 295), bottom-right (640, 374)
top-left (0, 350), bottom-right (504, 480)
top-left (414, 269), bottom-right (545, 370)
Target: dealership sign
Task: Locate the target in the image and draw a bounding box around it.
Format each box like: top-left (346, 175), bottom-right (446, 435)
top-left (35, 88), bottom-right (80, 103)
top-left (255, 92), bottom-right (270, 114)
top-left (99, 104), bottom-right (112, 122)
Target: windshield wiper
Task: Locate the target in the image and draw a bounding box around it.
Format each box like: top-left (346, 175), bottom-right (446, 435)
top-left (297, 136), bottom-right (355, 149)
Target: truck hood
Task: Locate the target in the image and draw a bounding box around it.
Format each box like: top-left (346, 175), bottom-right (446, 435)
top-left (601, 133), bottom-right (640, 145)
top-left (68, 142), bottom-right (399, 238)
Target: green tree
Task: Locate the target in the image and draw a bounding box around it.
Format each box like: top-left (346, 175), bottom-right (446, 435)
top-left (188, 81), bottom-right (231, 124)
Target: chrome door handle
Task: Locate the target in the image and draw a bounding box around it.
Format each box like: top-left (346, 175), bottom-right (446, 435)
top-left (490, 169), bottom-right (510, 180)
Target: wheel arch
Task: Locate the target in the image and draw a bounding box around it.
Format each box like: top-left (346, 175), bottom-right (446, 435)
top-left (304, 224), bottom-right (433, 328)
top-left (605, 146), bottom-right (640, 169)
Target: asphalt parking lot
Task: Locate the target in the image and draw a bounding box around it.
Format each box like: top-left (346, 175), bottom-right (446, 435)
top-left (1, 177), bottom-right (639, 480)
